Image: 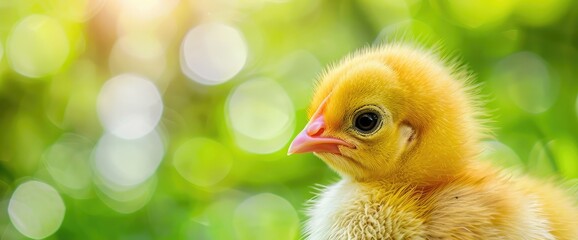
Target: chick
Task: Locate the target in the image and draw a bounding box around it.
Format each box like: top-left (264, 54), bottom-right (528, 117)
top-left (288, 44), bottom-right (578, 239)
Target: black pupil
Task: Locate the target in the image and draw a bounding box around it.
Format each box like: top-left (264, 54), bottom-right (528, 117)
top-left (356, 112), bottom-right (378, 132)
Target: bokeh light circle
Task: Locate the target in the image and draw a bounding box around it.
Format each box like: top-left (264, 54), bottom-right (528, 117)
top-left (94, 131), bottom-right (164, 187)
top-left (6, 15), bottom-right (70, 78)
top-left (234, 193), bottom-right (299, 240)
top-left (97, 74), bottom-right (164, 139)
top-left (43, 134), bottom-right (92, 198)
top-left (181, 22), bottom-right (248, 85)
top-left (8, 180), bottom-right (65, 239)
top-left (493, 52), bottom-right (557, 114)
top-left (173, 138), bottom-right (233, 187)
top-left (226, 78), bottom-right (295, 154)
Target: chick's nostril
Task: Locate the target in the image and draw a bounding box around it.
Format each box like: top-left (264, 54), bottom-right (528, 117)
top-left (306, 116), bottom-right (326, 136)
top-left (307, 123), bottom-right (324, 136)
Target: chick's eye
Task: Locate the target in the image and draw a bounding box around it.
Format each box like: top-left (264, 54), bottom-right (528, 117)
top-left (354, 111), bottom-right (380, 134)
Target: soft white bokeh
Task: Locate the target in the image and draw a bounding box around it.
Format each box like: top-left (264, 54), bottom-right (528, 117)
top-left (94, 131), bottom-right (164, 187)
top-left (97, 74), bottom-right (163, 139)
top-left (181, 22), bottom-right (248, 85)
top-left (234, 193), bottom-right (299, 240)
top-left (226, 78), bottom-right (295, 154)
top-left (493, 52), bottom-right (557, 114)
top-left (6, 15), bottom-right (69, 78)
top-left (173, 138), bottom-right (233, 187)
top-left (8, 181), bottom-right (65, 239)
top-left (43, 134), bottom-right (92, 198)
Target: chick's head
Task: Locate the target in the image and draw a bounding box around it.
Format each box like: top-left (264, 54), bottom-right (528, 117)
top-left (289, 45), bottom-right (486, 184)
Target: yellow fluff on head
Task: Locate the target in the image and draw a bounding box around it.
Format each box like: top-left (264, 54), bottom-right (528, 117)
top-left (288, 43), bottom-right (578, 239)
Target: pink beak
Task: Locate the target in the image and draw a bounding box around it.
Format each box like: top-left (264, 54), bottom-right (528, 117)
top-left (287, 96), bottom-right (355, 155)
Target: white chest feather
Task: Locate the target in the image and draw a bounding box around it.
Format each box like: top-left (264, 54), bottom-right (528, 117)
top-left (304, 180), bottom-right (424, 240)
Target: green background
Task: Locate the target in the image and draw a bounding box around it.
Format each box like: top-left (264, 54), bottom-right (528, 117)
top-left (0, 0), bottom-right (577, 239)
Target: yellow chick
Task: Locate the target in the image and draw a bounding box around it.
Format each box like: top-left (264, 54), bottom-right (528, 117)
top-left (288, 44), bottom-right (578, 239)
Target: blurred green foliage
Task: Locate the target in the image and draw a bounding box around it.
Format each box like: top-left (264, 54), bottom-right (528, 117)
top-left (0, 0), bottom-right (577, 239)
